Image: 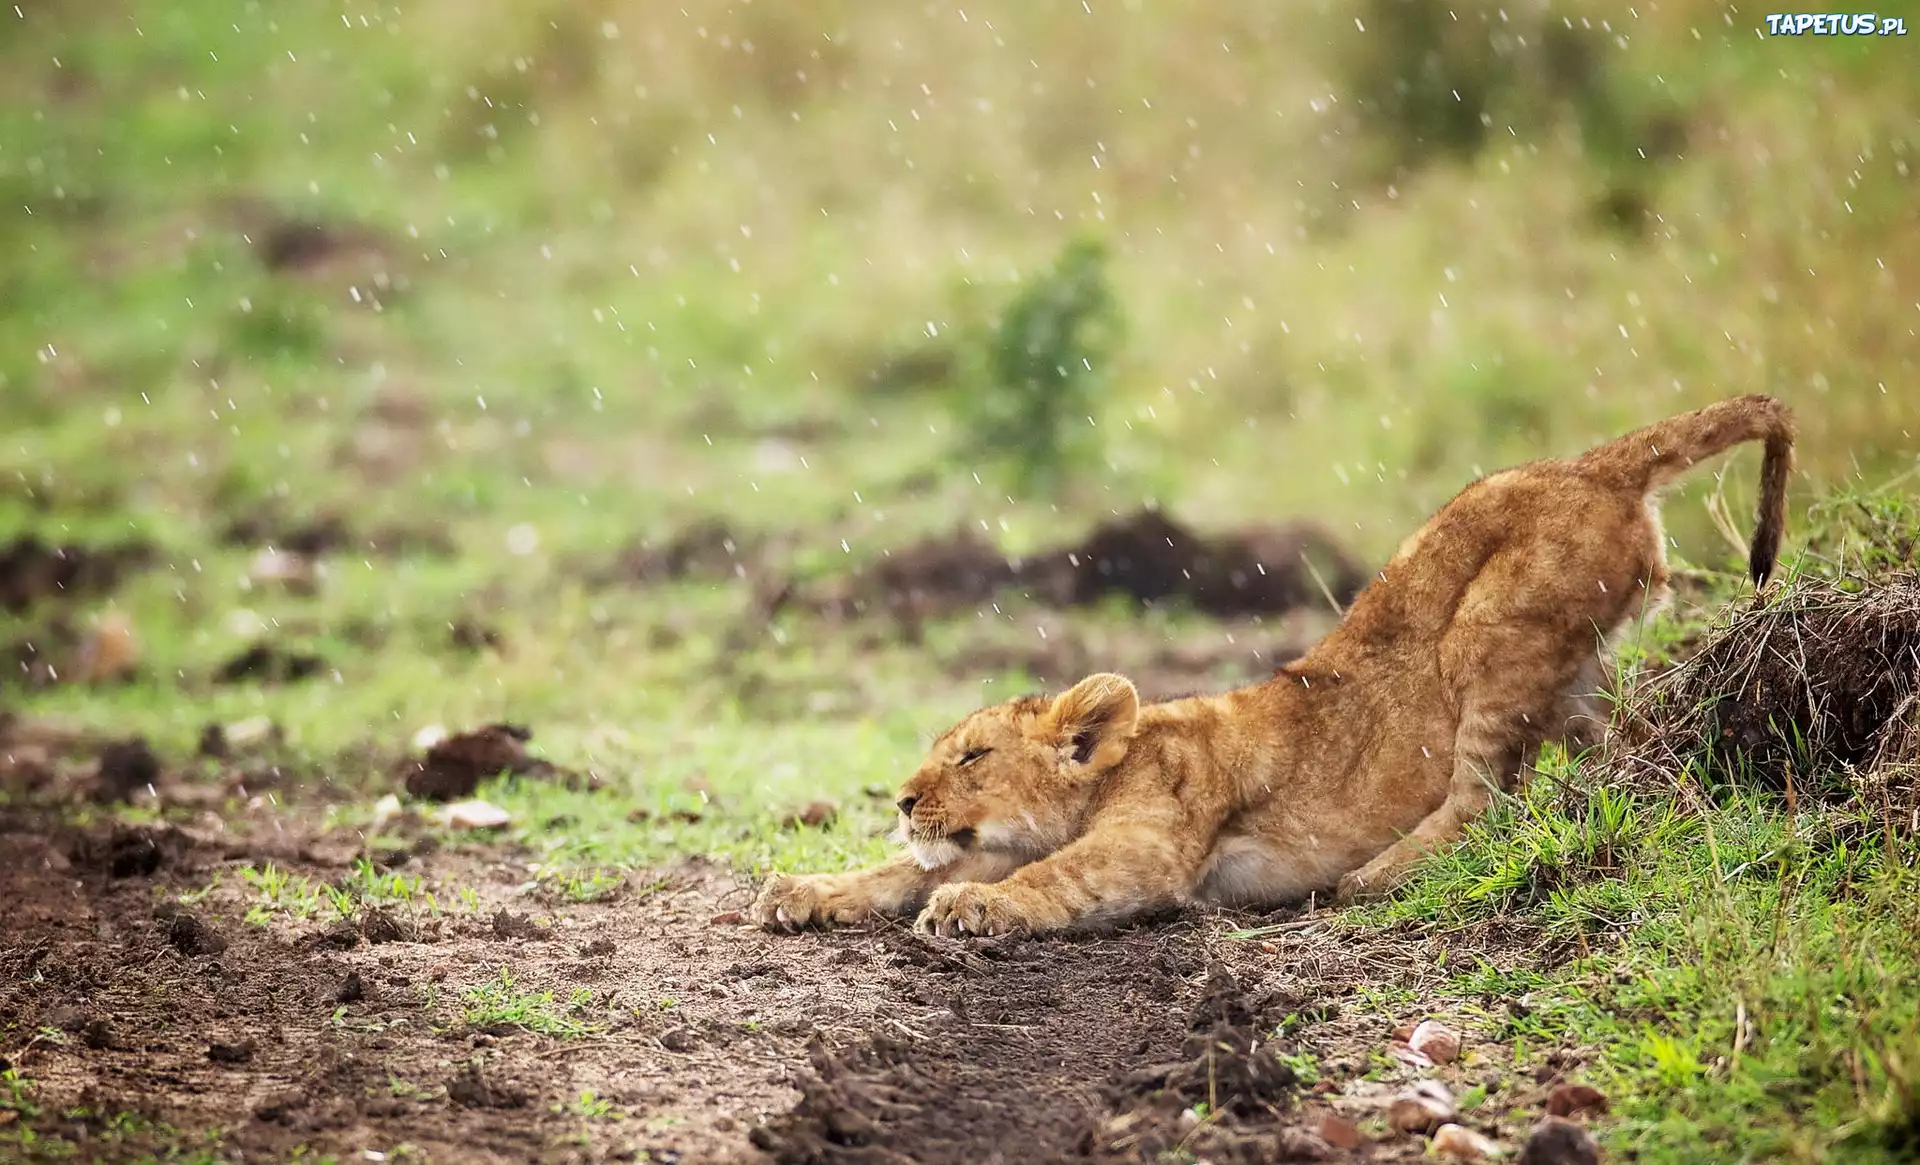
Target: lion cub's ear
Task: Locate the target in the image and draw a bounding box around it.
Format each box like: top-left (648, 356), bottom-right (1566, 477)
top-left (1037, 673), bottom-right (1140, 773)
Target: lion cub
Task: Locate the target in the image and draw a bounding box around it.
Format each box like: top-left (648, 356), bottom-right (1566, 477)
top-left (752, 395), bottom-right (1795, 936)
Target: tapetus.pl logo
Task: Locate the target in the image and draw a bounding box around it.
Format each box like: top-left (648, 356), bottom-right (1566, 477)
top-left (1764, 13), bottom-right (1908, 35)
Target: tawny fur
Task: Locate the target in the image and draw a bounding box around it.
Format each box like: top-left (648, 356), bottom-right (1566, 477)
top-left (750, 395), bottom-right (1796, 937)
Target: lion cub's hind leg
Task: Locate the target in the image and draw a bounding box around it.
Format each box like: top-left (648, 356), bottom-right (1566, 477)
top-left (1334, 719), bottom-right (1525, 904)
top-left (1336, 612), bottom-right (1598, 904)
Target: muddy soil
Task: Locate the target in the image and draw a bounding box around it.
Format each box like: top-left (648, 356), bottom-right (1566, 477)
top-left (783, 510), bottom-right (1367, 629)
top-left (0, 536), bottom-right (153, 614)
top-left (0, 769), bottom-right (1587, 1165)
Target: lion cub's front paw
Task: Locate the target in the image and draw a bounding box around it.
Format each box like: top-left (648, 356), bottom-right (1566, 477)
top-left (749, 873), bottom-right (875, 933)
top-left (915, 883), bottom-right (1032, 938)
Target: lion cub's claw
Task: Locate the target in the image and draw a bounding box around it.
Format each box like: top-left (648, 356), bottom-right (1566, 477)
top-left (915, 883), bottom-right (1029, 938)
top-left (749, 873), bottom-right (869, 933)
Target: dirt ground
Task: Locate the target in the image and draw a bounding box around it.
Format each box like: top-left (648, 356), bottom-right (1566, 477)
top-left (0, 521), bottom-right (1607, 1163)
top-left (0, 786), bottom-right (1590, 1164)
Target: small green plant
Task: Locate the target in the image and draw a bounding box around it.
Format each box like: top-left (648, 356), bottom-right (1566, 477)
top-left (956, 235), bottom-right (1121, 497)
top-left (240, 863), bottom-right (325, 924)
top-left (535, 866), bottom-right (626, 904)
top-left (345, 858), bottom-right (425, 907)
top-left (2, 1068), bottom-right (39, 1119)
top-left (561, 1090), bottom-right (615, 1119)
top-left (461, 969), bottom-right (598, 1038)
top-left (1276, 1051), bottom-right (1321, 1086)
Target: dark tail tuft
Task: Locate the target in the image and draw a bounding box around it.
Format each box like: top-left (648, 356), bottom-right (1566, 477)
top-left (1748, 428), bottom-right (1794, 587)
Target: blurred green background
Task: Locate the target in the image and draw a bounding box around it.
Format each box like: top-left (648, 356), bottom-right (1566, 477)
top-left (6, 0), bottom-right (1914, 543)
top-left (2, 0), bottom-right (1915, 778)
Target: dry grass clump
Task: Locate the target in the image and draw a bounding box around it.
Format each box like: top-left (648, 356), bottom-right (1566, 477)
top-left (1610, 574), bottom-right (1920, 811)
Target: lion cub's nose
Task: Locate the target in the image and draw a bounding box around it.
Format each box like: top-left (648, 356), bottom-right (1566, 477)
top-left (896, 795), bottom-right (919, 816)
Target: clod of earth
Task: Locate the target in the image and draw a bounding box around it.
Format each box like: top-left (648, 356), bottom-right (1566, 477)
top-left (492, 909), bottom-right (552, 941)
top-left (79, 1017), bottom-right (117, 1050)
top-left (1616, 576), bottom-right (1920, 801)
top-left (1545, 1083), bottom-right (1609, 1119)
top-left (1516, 1116), bottom-right (1603, 1165)
top-left (1274, 1125), bottom-right (1337, 1160)
top-left (92, 736), bottom-right (160, 803)
top-left (449, 616), bottom-right (502, 651)
top-left (1076, 964), bottom-right (1308, 1163)
top-left (446, 1064), bottom-right (529, 1110)
top-left (399, 722), bottom-right (586, 800)
top-left (784, 509), bottom-right (1366, 628)
top-left (336, 971), bottom-right (367, 1003)
top-left (221, 507), bottom-right (352, 555)
top-left (659, 1027), bottom-right (699, 1053)
top-left (215, 642), bottom-right (328, 685)
top-left (73, 824), bottom-right (181, 878)
top-left (1051, 509), bottom-right (1365, 617)
top-left (314, 920), bottom-right (360, 950)
top-left (358, 907), bottom-right (415, 944)
top-left (207, 1038), bottom-right (257, 1064)
top-left (598, 519), bottom-right (773, 586)
top-left (165, 911), bottom-right (229, 957)
top-left (199, 716), bottom-right (280, 760)
top-left (0, 536), bottom-right (152, 613)
top-left (252, 1090), bottom-right (308, 1124)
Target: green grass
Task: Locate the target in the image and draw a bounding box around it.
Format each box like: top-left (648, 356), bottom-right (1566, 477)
top-left (460, 969), bottom-right (600, 1039)
top-left (1346, 759), bottom-right (1920, 1162)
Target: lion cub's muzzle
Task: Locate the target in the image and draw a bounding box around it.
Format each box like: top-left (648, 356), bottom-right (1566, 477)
top-left (899, 808), bottom-right (978, 870)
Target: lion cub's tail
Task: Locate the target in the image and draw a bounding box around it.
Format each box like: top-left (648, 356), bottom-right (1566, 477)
top-left (1581, 394), bottom-right (1796, 586)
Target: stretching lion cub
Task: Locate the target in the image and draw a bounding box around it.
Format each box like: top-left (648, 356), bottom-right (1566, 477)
top-left (752, 395), bottom-right (1795, 937)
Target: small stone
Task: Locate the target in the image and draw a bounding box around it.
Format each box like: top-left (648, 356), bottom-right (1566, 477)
top-left (1545, 1083), bottom-right (1609, 1119)
top-left (709, 911), bottom-right (745, 926)
top-left (1388, 1080), bottom-right (1456, 1135)
top-left (1433, 1123), bottom-right (1502, 1161)
top-left (1314, 1112), bottom-right (1363, 1150)
top-left (1517, 1117), bottom-right (1601, 1165)
top-left (440, 799), bottom-right (512, 830)
top-left (223, 716), bottom-right (279, 749)
top-left (1274, 1126), bottom-right (1332, 1160)
top-left (1389, 1041), bottom-right (1436, 1069)
top-left (1410, 1019), bottom-right (1462, 1064)
top-left (248, 548), bottom-right (317, 592)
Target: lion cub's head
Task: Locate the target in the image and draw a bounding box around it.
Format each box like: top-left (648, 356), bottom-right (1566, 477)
top-left (893, 672), bottom-right (1140, 870)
